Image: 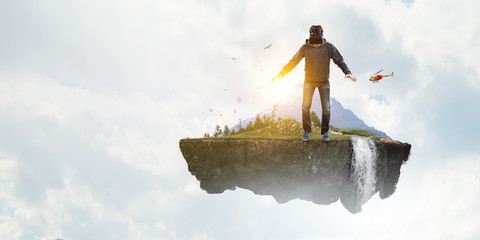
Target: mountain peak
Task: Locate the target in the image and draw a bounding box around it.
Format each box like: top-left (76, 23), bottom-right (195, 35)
top-left (235, 87), bottom-right (389, 138)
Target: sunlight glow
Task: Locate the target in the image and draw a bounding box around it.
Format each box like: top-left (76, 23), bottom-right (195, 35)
top-left (265, 77), bottom-right (299, 103)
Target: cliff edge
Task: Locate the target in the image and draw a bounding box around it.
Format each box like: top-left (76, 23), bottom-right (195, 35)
top-left (179, 137), bottom-right (411, 213)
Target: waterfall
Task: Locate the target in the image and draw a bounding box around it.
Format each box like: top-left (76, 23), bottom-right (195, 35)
top-left (350, 135), bottom-right (377, 204)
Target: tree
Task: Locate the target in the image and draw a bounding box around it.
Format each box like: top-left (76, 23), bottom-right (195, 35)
top-left (246, 121), bottom-right (254, 131)
top-left (223, 125), bottom-right (231, 136)
top-left (311, 111), bottom-right (321, 127)
top-left (238, 120), bottom-right (244, 133)
top-left (270, 104), bottom-right (278, 124)
top-left (213, 125), bottom-right (223, 137)
top-left (253, 114), bottom-right (264, 130)
top-left (237, 118), bottom-right (244, 133)
top-left (262, 114), bottom-right (268, 125)
top-left (264, 104), bottom-right (278, 125)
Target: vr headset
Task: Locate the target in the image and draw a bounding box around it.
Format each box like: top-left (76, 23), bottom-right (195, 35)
top-left (308, 25), bottom-right (324, 44)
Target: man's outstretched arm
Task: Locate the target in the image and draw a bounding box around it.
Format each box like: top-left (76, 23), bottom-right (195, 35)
top-left (271, 74), bottom-right (282, 82)
top-left (272, 46), bottom-right (305, 82)
top-left (330, 44), bottom-right (357, 82)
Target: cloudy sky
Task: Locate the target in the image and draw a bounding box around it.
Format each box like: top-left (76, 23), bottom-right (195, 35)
top-left (1, 0), bottom-right (479, 239)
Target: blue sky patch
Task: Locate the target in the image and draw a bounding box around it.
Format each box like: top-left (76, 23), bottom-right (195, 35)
top-left (369, 94), bottom-right (390, 105)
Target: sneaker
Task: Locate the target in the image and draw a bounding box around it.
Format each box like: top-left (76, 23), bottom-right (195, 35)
top-left (302, 132), bottom-right (310, 141)
top-left (323, 132), bottom-right (330, 142)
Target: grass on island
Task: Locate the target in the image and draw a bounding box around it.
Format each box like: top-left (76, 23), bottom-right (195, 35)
top-left (329, 126), bottom-right (381, 139)
top-left (207, 118), bottom-right (379, 141)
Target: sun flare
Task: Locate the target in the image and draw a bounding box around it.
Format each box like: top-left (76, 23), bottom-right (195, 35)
top-left (263, 77), bottom-right (299, 103)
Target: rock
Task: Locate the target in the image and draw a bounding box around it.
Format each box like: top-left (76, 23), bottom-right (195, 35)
top-left (179, 137), bottom-right (411, 214)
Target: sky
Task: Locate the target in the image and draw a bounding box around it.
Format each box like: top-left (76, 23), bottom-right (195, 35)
top-left (0, 0), bottom-right (479, 239)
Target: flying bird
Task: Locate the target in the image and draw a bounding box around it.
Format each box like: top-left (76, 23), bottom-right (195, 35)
top-left (264, 44), bottom-right (272, 50)
top-left (231, 57), bottom-right (237, 60)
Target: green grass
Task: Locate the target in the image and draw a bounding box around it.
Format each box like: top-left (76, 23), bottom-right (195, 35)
top-left (330, 126), bottom-right (378, 137)
top-left (217, 118), bottom-right (372, 141)
top-left (202, 118), bottom-right (382, 140)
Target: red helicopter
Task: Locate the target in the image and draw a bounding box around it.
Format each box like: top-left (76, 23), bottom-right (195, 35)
top-left (369, 69), bottom-right (394, 82)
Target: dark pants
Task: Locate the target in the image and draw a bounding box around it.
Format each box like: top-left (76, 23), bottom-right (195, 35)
top-left (302, 82), bottom-right (330, 134)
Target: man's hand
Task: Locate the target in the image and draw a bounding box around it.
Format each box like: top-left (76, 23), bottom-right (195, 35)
top-left (271, 74), bottom-right (282, 82)
top-left (345, 73), bottom-right (357, 82)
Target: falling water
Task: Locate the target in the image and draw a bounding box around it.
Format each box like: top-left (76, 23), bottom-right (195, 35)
top-left (350, 135), bottom-right (377, 204)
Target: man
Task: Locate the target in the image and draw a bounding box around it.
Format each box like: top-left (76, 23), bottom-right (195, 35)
top-left (272, 25), bottom-right (357, 141)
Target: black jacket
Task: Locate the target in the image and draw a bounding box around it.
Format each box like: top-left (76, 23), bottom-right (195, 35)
top-left (278, 38), bottom-right (351, 84)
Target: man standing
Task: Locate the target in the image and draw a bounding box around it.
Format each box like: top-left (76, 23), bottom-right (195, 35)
top-left (272, 25), bottom-right (357, 141)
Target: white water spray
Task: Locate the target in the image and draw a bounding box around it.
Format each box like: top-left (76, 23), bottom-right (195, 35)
top-left (350, 135), bottom-right (377, 204)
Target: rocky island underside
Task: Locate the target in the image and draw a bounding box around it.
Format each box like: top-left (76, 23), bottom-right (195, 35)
top-left (179, 137), bottom-right (411, 213)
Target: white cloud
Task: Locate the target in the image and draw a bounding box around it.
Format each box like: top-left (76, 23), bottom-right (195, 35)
top-left (182, 180), bottom-right (203, 196)
top-left (412, 155), bottom-right (480, 239)
top-left (0, 69), bottom-right (191, 238)
top-left (361, 155), bottom-right (480, 240)
top-left (0, 157), bottom-right (21, 240)
top-left (0, 70), bottom-right (187, 175)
